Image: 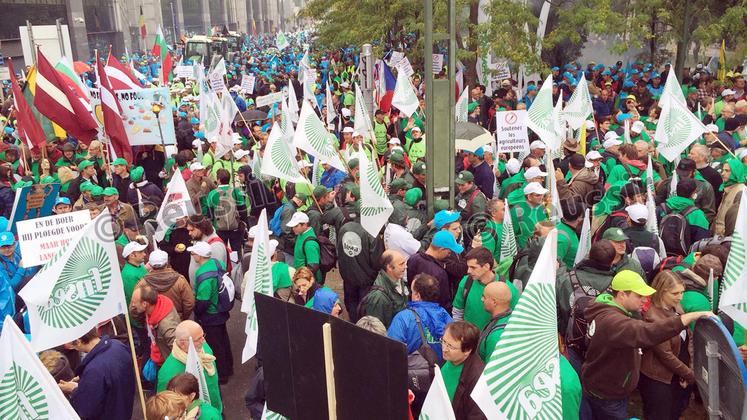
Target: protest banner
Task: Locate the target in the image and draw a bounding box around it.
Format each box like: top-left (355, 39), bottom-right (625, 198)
top-left (432, 54), bottom-right (444, 74)
top-left (8, 183), bottom-right (60, 234)
top-left (89, 87), bottom-right (176, 145)
top-left (209, 72), bottom-right (226, 92)
top-left (241, 74), bottom-right (256, 94)
top-left (174, 65), bottom-right (194, 79)
top-left (396, 57), bottom-right (415, 79)
top-left (495, 110), bottom-right (530, 153)
top-left (256, 92), bottom-right (285, 108)
top-left (389, 51), bottom-right (405, 68)
top-left (17, 210), bottom-right (91, 268)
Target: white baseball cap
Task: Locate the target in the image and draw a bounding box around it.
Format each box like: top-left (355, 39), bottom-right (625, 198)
top-left (529, 140), bottom-right (546, 150)
top-left (722, 89), bottom-right (736, 96)
top-left (207, 137), bottom-right (218, 144)
top-left (268, 239), bottom-right (279, 256)
top-left (297, 160), bottom-right (313, 168)
top-left (341, 108), bottom-right (352, 117)
top-left (190, 162), bottom-right (206, 171)
top-left (631, 121), bottom-right (645, 133)
top-left (738, 149), bottom-right (747, 160)
top-left (524, 182), bottom-right (549, 195)
top-left (122, 241), bottom-right (147, 258)
top-left (186, 241), bottom-right (212, 257)
top-left (604, 131), bottom-right (620, 141)
top-left (233, 138), bottom-right (244, 145)
top-left (234, 149), bottom-right (250, 160)
top-left (286, 212), bottom-right (310, 227)
top-left (524, 166), bottom-right (548, 180)
top-left (411, 126), bottom-right (422, 133)
top-left (505, 158), bottom-right (521, 175)
top-left (352, 131), bottom-right (362, 137)
top-left (340, 81), bottom-right (350, 88)
top-left (625, 203), bottom-right (648, 223)
top-left (482, 144), bottom-right (494, 155)
top-left (388, 137), bottom-right (401, 145)
top-left (192, 139), bottom-right (203, 149)
top-left (705, 123), bottom-right (719, 133)
top-left (342, 126), bottom-right (354, 133)
top-left (603, 138), bottom-right (622, 148)
top-left (586, 120), bottom-right (596, 129)
top-left (248, 225), bottom-right (259, 239)
top-left (148, 249), bottom-right (169, 266)
top-left (586, 150), bottom-right (603, 160)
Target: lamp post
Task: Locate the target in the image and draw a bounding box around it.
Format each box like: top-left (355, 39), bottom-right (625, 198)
top-left (151, 101), bottom-right (166, 148)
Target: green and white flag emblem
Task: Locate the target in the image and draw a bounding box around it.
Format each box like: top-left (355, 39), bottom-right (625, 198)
top-left (655, 94), bottom-right (706, 162)
top-left (354, 84), bottom-right (375, 142)
top-left (562, 74), bottom-right (593, 130)
top-left (391, 68), bottom-right (419, 117)
top-left (720, 188), bottom-right (747, 326)
top-left (645, 157), bottom-right (660, 235)
top-left (19, 210), bottom-right (126, 352)
top-left (262, 402), bottom-right (289, 420)
top-left (359, 150), bottom-right (393, 237)
top-left (280, 97), bottom-right (296, 142)
top-left (186, 336), bottom-right (211, 404)
top-left (0, 316), bottom-right (80, 419)
top-left (276, 32), bottom-right (290, 50)
top-left (286, 84), bottom-right (299, 123)
top-left (527, 75), bottom-right (556, 149)
top-left (456, 86), bottom-right (469, 123)
top-left (574, 209), bottom-right (591, 265)
top-left (293, 100), bottom-right (346, 172)
top-left (419, 367), bottom-right (456, 420)
top-left (500, 201), bottom-right (518, 261)
top-left (472, 229), bottom-right (562, 419)
top-left (241, 209), bottom-right (274, 363)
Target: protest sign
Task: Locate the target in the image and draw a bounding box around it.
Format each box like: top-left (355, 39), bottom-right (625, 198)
top-left (210, 72), bottom-right (226, 92)
top-left (305, 69), bottom-right (317, 84)
top-left (495, 110), bottom-right (530, 153)
top-left (241, 74), bottom-right (256, 94)
top-left (17, 210), bottom-right (91, 267)
top-left (174, 65), bottom-right (194, 79)
top-left (494, 59), bottom-right (511, 81)
top-left (389, 51), bottom-right (405, 68)
top-left (0, 66), bottom-right (9, 81)
top-left (396, 57), bottom-right (414, 79)
top-left (89, 87), bottom-right (176, 145)
top-left (256, 91), bottom-right (285, 108)
top-left (9, 183), bottom-right (60, 234)
top-left (432, 54), bottom-right (444, 74)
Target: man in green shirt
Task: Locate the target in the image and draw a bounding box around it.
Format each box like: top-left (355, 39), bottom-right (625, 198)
top-left (440, 321), bottom-right (484, 418)
top-left (121, 241), bottom-right (148, 308)
top-left (287, 212), bottom-right (322, 283)
top-left (512, 182), bottom-right (549, 248)
top-left (478, 281), bottom-right (512, 362)
top-left (557, 205), bottom-right (581, 269)
top-left (373, 110), bottom-right (390, 155)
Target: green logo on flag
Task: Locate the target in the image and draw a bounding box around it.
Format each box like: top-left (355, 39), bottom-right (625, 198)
top-left (662, 106), bottom-right (693, 149)
top-left (0, 363), bottom-right (49, 419)
top-left (37, 237), bottom-right (112, 329)
top-left (303, 116), bottom-right (335, 159)
top-left (361, 161), bottom-right (390, 217)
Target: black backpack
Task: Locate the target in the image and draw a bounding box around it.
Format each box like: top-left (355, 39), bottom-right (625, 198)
top-left (564, 271), bottom-right (604, 358)
top-left (357, 285), bottom-right (391, 320)
top-left (658, 204), bottom-right (697, 257)
top-left (406, 309), bottom-right (440, 395)
top-left (302, 235), bottom-right (338, 274)
top-left (591, 210), bottom-right (628, 243)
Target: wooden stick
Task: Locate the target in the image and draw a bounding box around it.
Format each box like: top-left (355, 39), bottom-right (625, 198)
top-left (322, 323), bottom-right (337, 420)
top-left (123, 308), bottom-right (149, 420)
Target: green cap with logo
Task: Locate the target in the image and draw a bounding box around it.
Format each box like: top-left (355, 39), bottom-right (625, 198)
top-left (602, 227), bottom-right (629, 241)
top-left (130, 166), bottom-right (145, 182)
top-left (313, 185), bottom-right (332, 200)
top-left (91, 186), bottom-right (104, 197)
top-left (103, 187), bottom-right (119, 196)
top-left (112, 158), bottom-right (128, 166)
top-left (78, 160), bottom-right (94, 170)
top-left (455, 170), bottom-right (474, 185)
top-left (412, 161), bottom-right (426, 175)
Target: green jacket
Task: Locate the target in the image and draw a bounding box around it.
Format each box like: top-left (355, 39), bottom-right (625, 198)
top-left (557, 221), bottom-right (579, 269)
top-left (511, 200), bottom-right (548, 248)
top-left (555, 261), bottom-right (614, 333)
top-left (499, 171), bottom-right (525, 199)
top-left (156, 342), bottom-right (223, 413)
top-left (194, 259), bottom-right (225, 322)
top-left (663, 196), bottom-right (710, 231)
top-left (605, 161), bottom-right (660, 186)
top-left (611, 254), bottom-right (647, 280)
top-left (293, 228), bottom-right (322, 283)
top-left (455, 185), bottom-right (487, 221)
top-left (362, 271), bottom-right (408, 328)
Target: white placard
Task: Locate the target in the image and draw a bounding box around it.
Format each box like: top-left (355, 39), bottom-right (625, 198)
top-left (495, 110), bottom-right (529, 153)
top-left (17, 210), bottom-right (91, 267)
top-left (432, 54), bottom-right (444, 74)
top-left (397, 57), bottom-right (415, 79)
top-left (209, 73), bottom-right (226, 92)
top-left (305, 69), bottom-right (317, 84)
top-left (241, 74), bottom-right (256, 94)
top-left (389, 51), bottom-right (405, 68)
top-left (494, 59), bottom-right (511, 82)
top-left (0, 67), bottom-right (9, 81)
top-left (174, 65), bottom-right (194, 79)
top-left (256, 91), bottom-right (285, 108)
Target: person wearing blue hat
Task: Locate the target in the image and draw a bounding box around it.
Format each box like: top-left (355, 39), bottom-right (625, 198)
top-left (465, 147), bottom-right (495, 199)
top-left (0, 230), bottom-right (38, 333)
top-left (54, 197), bottom-right (72, 214)
top-left (407, 230), bottom-right (462, 310)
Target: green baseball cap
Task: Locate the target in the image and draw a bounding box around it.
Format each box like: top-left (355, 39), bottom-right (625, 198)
top-left (390, 178), bottom-right (410, 192)
top-left (349, 185), bottom-right (360, 199)
top-left (80, 181), bottom-right (95, 193)
top-left (455, 170), bottom-right (474, 185)
top-left (103, 187), bottom-right (119, 196)
top-left (611, 270), bottom-right (656, 296)
top-left (313, 185), bottom-right (332, 200)
top-left (130, 166), bottom-right (145, 182)
top-left (412, 161), bottom-right (426, 175)
top-left (78, 160), bottom-right (94, 170)
top-left (404, 188), bottom-right (423, 206)
top-left (468, 101), bottom-right (479, 113)
top-left (434, 199), bottom-right (450, 212)
top-left (348, 158), bottom-right (359, 170)
top-left (91, 186), bottom-right (104, 197)
top-left (112, 158), bottom-right (128, 166)
top-left (602, 227), bottom-right (628, 241)
top-left (389, 152), bottom-right (405, 165)
top-left (40, 175), bottom-right (57, 184)
top-left (296, 191), bottom-right (309, 201)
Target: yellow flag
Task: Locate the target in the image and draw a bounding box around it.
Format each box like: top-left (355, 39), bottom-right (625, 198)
top-left (718, 39), bottom-right (726, 82)
top-left (578, 121), bottom-right (587, 156)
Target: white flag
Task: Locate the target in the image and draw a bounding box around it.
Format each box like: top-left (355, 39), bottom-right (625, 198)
top-left (500, 201), bottom-right (518, 261)
top-left (186, 337), bottom-right (211, 404)
top-left (276, 32), bottom-right (290, 50)
top-left (527, 75), bottom-right (557, 149)
top-left (549, 95), bottom-right (564, 152)
top-left (623, 119), bottom-right (631, 144)
top-left (562, 75), bottom-right (593, 130)
top-left (198, 65), bottom-right (222, 140)
top-left (472, 229), bottom-right (562, 419)
top-left (280, 97), bottom-right (296, 142)
top-left (154, 170), bottom-right (195, 242)
top-left (293, 100), bottom-right (346, 172)
top-left (708, 269), bottom-right (716, 312)
top-left (655, 94), bottom-right (707, 162)
top-left (262, 123), bottom-right (309, 185)
top-left (354, 84), bottom-right (375, 142)
top-left (456, 86), bottom-right (469, 123)
top-left (19, 210), bottom-right (126, 352)
top-left (660, 70), bottom-right (687, 109)
top-left (241, 210), bottom-right (273, 363)
top-left (359, 150), bottom-right (393, 237)
top-left (719, 188), bottom-right (747, 326)
top-left (262, 402), bottom-right (289, 420)
top-left (0, 317), bottom-right (80, 419)
top-left (391, 68), bottom-right (419, 117)
top-left (326, 83), bottom-right (338, 126)
top-left (575, 208), bottom-right (591, 265)
top-left (211, 58), bottom-right (227, 78)
top-left (546, 157), bottom-right (564, 222)
top-left (287, 84), bottom-right (299, 123)
top-left (645, 157), bottom-right (660, 235)
top-left (419, 368), bottom-right (456, 420)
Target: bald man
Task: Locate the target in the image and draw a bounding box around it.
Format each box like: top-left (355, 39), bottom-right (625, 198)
top-left (477, 282), bottom-right (513, 362)
top-left (156, 320), bottom-right (224, 413)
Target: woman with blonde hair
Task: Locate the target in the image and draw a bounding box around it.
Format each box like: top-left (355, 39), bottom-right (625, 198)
top-left (639, 270), bottom-right (694, 420)
top-left (146, 390), bottom-right (188, 420)
top-left (292, 266), bottom-right (342, 316)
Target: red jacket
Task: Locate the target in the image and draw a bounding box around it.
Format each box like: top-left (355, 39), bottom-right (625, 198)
top-left (146, 295), bottom-right (179, 364)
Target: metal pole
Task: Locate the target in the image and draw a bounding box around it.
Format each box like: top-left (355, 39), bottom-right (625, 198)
top-left (705, 340), bottom-right (722, 420)
top-left (56, 18), bottom-right (66, 58)
top-left (26, 21), bottom-right (37, 68)
top-left (424, 0), bottom-right (434, 217)
top-left (448, 0), bottom-right (456, 208)
top-left (361, 43), bottom-right (374, 118)
top-left (170, 0), bottom-right (179, 44)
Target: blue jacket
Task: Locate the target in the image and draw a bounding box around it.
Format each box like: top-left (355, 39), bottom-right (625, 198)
top-left (0, 249), bottom-right (37, 333)
top-left (320, 168), bottom-right (346, 189)
top-left (70, 337), bottom-right (136, 420)
top-left (387, 301), bottom-right (452, 360)
top-left (0, 184), bottom-right (13, 219)
top-left (468, 160), bottom-right (495, 199)
top-left (592, 97), bottom-right (615, 119)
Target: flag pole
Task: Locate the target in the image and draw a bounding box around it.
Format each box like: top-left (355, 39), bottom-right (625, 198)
top-left (123, 309), bottom-right (149, 420)
top-left (322, 323), bottom-right (337, 420)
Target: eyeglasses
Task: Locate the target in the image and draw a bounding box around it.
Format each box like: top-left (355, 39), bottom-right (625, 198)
top-left (440, 338), bottom-right (461, 352)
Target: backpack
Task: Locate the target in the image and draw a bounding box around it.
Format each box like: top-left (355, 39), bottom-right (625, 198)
top-left (207, 236), bottom-right (233, 273)
top-left (631, 246), bottom-right (661, 283)
top-left (269, 202), bottom-right (291, 237)
top-left (689, 235), bottom-right (732, 254)
top-left (654, 255), bottom-right (689, 274)
top-left (591, 211), bottom-right (627, 243)
top-left (406, 309), bottom-right (440, 395)
top-left (658, 204), bottom-right (697, 257)
top-left (564, 271), bottom-right (603, 358)
top-left (302, 235), bottom-right (337, 274)
top-left (213, 188), bottom-right (240, 231)
top-left (245, 177), bottom-right (279, 217)
top-left (357, 285), bottom-right (390, 319)
top-left (195, 259), bottom-right (236, 313)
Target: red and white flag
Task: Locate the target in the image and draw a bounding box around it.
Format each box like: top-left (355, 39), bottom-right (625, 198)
top-left (105, 53), bottom-right (143, 91)
top-left (96, 52), bottom-right (132, 162)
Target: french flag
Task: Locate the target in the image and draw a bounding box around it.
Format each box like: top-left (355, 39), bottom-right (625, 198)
top-left (374, 59), bottom-right (396, 113)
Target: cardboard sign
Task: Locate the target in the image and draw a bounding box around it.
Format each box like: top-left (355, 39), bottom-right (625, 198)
top-left (432, 54), bottom-right (444, 74)
top-left (397, 57), bottom-right (414, 79)
top-left (209, 73), bottom-right (226, 92)
top-left (494, 59), bottom-right (511, 82)
top-left (240, 74), bottom-right (256, 94)
top-left (17, 210), bottom-right (91, 267)
top-left (174, 65), bottom-right (194, 79)
top-left (90, 87), bottom-right (176, 146)
top-left (495, 110), bottom-right (529, 153)
top-left (256, 91), bottom-right (285, 108)
top-left (9, 183), bottom-right (60, 234)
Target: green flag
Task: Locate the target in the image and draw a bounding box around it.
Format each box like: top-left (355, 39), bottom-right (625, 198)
top-left (500, 201), bottom-right (518, 261)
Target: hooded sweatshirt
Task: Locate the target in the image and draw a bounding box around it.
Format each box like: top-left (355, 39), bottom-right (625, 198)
top-left (581, 293), bottom-right (686, 399)
top-left (605, 159), bottom-right (659, 188)
top-left (146, 295), bottom-right (180, 364)
top-left (714, 158), bottom-right (746, 236)
top-left (663, 196), bottom-right (711, 242)
top-left (139, 268), bottom-right (195, 320)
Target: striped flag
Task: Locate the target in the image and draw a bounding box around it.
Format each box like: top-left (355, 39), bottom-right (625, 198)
top-left (7, 59), bottom-right (46, 151)
top-left (325, 82), bottom-right (337, 126)
top-left (153, 26), bottom-right (173, 83)
top-left (105, 53), bottom-right (143, 90)
top-left (456, 86), bottom-right (469, 123)
top-left (645, 157), bottom-right (660, 235)
top-left (655, 91), bottom-right (707, 162)
top-left (527, 75), bottom-right (557, 150)
top-left (21, 66), bottom-right (65, 142)
top-left (139, 5), bottom-right (146, 40)
top-left (562, 74), bottom-right (593, 130)
top-left (575, 209), bottom-right (591, 265)
top-left (262, 123), bottom-right (308, 184)
top-left (720, 188), bottom-right (747, 326)
top-left (472, 229), bottom-right (562, 419)
top-left (96, 51), bottom-right (133, 163)
top-left (293, 100), bottom-right (346, 171)
top-left (359, 150), bottom-right (393, 237)
top-left (500, 201), bottom-right (518, 261)
top-left (33, 48), bottom-right (98, 143)
top-left (354, 83), bottom-right (375, 142)
top-left (241, 209), bottom-right (273, 362)
top-left (391, 67), bottom-right (419, 117)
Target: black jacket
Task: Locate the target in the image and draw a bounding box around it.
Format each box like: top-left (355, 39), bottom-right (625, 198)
top-left (452, 352), bottom-right (488, 420)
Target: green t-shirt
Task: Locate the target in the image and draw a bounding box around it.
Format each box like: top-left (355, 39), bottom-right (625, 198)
top-left (157, 342), bottom-right (223, 413)
top-left (206, 185), bottom-right (247, 211)
top-left (478, 313), bottom-right (511, 362)
top-left (453, 276), bottom-right (520, 330)
top-left (441, 361), bottom-right (464, 402)
top-left (557, 222), bottom-right (579, 269)
top-left (480, 220), bottom-right (504, 263)
top-left (293, 228), bottom-right (321, 282)
top-left (272, 261), bottom-right (293, 290)
top-left (121, 263), bottom-right (147, 307)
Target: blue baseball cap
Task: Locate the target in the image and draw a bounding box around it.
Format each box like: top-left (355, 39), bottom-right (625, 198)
top-left (55, 197), bottom-right (71, 206)
top-left (0, 232), bottom-right (14, 247)
top-left (190, 117), bottom-right (199, 125)
top-left (473, 147), bottom-right (485, 158)
top-left (434, 210), bottom-right (461, 229)
top-left (527, 85), bottom-right (538, 92)
top-left (432, 230), bottom-right (464, 254)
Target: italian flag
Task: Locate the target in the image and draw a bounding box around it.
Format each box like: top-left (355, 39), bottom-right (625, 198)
top-left (152, 25), bottom-right (173, 83)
